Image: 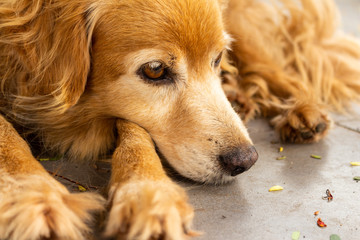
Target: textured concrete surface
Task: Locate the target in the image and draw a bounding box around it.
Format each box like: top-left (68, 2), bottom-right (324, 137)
top-left (39, 1), bottom-right (360, 239)
top-left (336, 0), bottom-right (360, 37)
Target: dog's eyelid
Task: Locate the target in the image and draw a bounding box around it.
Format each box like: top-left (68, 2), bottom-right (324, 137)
top-left (213, 51), bottom-right (223, 68)
top-left (148, 61), bottom-right (162, 69)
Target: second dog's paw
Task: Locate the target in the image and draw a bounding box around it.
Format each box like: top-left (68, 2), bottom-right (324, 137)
top-left (0, 174), bottom-right (105, 240)
top-left (105, 181), bottom-right (196, 240)
top-left (271, 103), bottom-right (332, 143)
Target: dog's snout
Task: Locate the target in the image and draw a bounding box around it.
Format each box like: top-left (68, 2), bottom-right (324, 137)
top-left (218, 146), bottom-right (258, 176)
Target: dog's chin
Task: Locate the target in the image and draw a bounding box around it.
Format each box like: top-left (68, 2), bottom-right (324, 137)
top-left (193, 173), bottom-right (235, 185)
top-left (155, 147), bottom-right (235, 184)
top-left (168, 166), bottom-right (235, 185)
top-left (158, 156), bottom-right (234, 185)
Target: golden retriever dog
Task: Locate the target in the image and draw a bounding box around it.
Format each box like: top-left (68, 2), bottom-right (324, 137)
top-left (0, 0), bottom-right (359, 239)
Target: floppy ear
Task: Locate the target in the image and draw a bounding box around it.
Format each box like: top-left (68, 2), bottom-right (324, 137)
top-left (0, 0), bottom-right (99, 110)
top-left (49, 2), bottom-right (95, 108)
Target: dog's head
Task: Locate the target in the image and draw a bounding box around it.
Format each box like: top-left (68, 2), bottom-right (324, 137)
top-left (7, 0), bottom-right (257, 184)
top-left (85, 0), bottom-right (258, 183)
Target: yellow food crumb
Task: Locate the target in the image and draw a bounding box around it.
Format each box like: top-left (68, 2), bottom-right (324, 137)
top-left (350, 162), bottom-right (360, 166)
top-left (269, 185), bottom-right (284, 192)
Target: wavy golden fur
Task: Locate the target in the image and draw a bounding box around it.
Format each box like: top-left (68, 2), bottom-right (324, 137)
top-left (223, 0), bottom-right (360, 142)
top-left (0, 0), bottom-right (359, 239)
top-left (0, 0), bottom-right (112, 161)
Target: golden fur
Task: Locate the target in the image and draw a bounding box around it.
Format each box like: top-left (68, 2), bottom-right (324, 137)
top-left (223, 0), bottom-right (360, 142)
top-left (0, 115), bottom-right (105, 240)
top-left (0, 0), bottom-right (359, 239)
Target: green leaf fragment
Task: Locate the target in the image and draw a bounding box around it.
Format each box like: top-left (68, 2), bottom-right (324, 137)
top-left (330, 234), bottom-right (341, 240)
top-left (49, 155), bottom-right (62, 161)
top-left (276, 156), bottom-right (286, 160)
top-left (38, 155), bottom-right (62, 161)
top-left (311, 154), bottom-right (322, 159)
top-left (78, 185), bottom-right (87, 192)
top-left (291, 231), bottom-right (300, 240)
top-left (353, 176), bottom-right (360, 181)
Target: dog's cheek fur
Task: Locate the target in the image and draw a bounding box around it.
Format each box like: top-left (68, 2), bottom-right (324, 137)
top-left (123, 74), bottom-right (251, 183)
top-left (161, 79), bottom-right (251, 183)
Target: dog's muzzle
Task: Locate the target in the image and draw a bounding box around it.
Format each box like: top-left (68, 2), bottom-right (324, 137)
top-left (218, 146), bottom-right (258, 176)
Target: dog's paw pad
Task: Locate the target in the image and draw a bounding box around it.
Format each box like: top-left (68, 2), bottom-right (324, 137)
top-left (0, 174), bottom-right (104, 240)
top-left (271, 103), bottom-right (332, 143)
top-left (105, 181), bottom-right (196, 240)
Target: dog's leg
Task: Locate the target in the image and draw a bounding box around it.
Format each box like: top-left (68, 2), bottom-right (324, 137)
top-left (104, 119), bottom-right (196, 240)
top-left (0, 115), bottom-right (104, 240)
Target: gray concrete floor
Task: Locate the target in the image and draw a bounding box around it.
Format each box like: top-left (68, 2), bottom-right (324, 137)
top-left (40, 1), bottom-right (360, 239)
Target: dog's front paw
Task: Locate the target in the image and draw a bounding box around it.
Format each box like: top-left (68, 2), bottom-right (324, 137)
top-left (0, 174), bottom-right (104, 240)
top-left (271, 103), bottom-right (332, 143)
top-left (105, 181), bottom-right (196, 240)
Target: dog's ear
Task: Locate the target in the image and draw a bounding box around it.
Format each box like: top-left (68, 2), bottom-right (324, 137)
top-left (51, 5), bottom-right (92, 107)
top-left (45, 2), bottom-right (100, 109)
top-left (0, 0), bottom-right (100, 110)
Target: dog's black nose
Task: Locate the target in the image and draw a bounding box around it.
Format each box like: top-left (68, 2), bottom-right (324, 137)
top-left (218, 146), bottom-right (258, 176)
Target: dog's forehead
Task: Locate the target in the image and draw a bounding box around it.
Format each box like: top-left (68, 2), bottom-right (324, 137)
top-left (99, 0), bottom-right (226, 66)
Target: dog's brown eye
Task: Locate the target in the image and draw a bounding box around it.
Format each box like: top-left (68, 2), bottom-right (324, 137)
top-left (142, 61), bottom-right (166, 80)
top-left (214, 52), bottom-right (223, 68)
